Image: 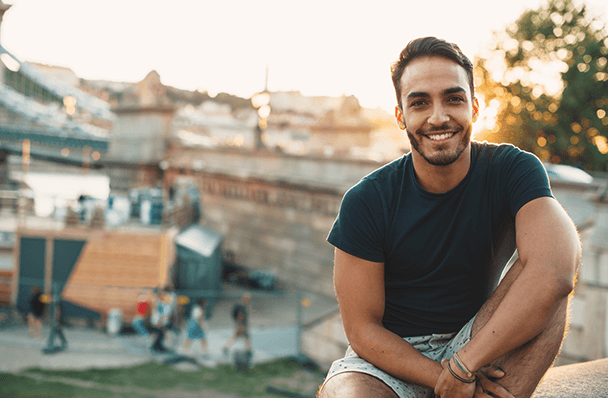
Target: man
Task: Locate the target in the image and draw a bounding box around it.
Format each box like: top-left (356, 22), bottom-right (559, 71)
top-left (222, 292), bottom-right (252, 358)
top-left (150, 287), bottom-right (170, 352)
top-left (42, 292), bottom-right (68, 354)
top-left (28, 285), bottom-right (44, 338)
top-left (318, 37), bottom-right (580, 398)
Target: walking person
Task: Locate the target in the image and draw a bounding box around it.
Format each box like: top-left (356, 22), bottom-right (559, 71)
top-left (131, 289), bottom-right (151, 346)
top-left (28, 285), bottom-right (45, 338)
top-left (150, 287), bottom-right (169, 352)
top-left (222, 293), bottom-right (252, 359)
top-left (318, 36), bottom-right (580, 398)
top-left (43, 293), bottom-right (68, 354)
top-left (180, 298), bottom-right (210, 358)
top-left (162, 285), bottom-right (179, 350)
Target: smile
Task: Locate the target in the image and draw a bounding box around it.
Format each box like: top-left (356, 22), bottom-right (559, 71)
top-left (427, 132), bottom-right (456, 141)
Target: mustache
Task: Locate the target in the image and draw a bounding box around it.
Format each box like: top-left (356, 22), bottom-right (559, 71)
top-left (416, 123), bottom-right (459, 135)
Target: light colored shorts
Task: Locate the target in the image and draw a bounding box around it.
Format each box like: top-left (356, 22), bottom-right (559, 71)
top-left (321, 317), bottom-right (475, 398)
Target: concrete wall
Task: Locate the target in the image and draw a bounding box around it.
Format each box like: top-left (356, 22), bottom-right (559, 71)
top-left (533, 358), bottom-right (608, 397)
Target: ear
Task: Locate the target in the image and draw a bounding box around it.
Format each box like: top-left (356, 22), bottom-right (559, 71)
top-left (395, 106), bottom-right (406, 130)
top-left (472, 97), bottom-right (480, 123)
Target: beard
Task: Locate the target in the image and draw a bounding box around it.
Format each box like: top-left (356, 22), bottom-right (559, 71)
top-left (407, 124), bottom-right (471, 166)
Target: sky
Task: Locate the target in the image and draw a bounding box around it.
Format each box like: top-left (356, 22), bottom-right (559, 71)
top-left (1, 0), bottom-right (607, 113)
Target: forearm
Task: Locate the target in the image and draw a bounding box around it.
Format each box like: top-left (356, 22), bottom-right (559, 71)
top-left (349, 322), bottom-right (444, 390)
top-left (459, 263), bottom-right (572, 372)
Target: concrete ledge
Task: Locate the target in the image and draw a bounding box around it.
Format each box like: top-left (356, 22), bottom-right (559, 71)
top-left (533, 359), bottom-right (608, 397)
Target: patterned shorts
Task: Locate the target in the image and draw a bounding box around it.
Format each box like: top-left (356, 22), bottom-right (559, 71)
top-left (321, 317), bottom-right (475, 398)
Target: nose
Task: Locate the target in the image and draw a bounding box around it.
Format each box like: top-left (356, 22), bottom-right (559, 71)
top-left (428, 104), bottom-right (449, 126)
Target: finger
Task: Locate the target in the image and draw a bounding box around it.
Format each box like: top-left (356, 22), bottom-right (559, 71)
top-left (479, 379), bottom-right (515, 398)
top-left (480, 365), bottom-right (505, 378)
top-left (474, 384), bottom-right (494, 398)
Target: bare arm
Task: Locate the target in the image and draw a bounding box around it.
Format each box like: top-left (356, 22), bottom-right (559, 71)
top-left (458, 196), bottom-right (581, 371)
top-left (334, 248), bottom-right (444, 389)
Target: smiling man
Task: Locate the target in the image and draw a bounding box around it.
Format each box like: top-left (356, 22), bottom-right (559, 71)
top-left (317, 37), bottom-right (581, 398)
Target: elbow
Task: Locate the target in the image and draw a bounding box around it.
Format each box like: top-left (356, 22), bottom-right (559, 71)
top-left (344, 322), bottom-right (379, 358)
top-left (555, 276), bottom-right (574, 299)
top-left (554, 255), bottom-right (580, 299)
top-left (346, 325), bottom-right (368, 354)
top-left (556, 240), bottom-right (581, 298)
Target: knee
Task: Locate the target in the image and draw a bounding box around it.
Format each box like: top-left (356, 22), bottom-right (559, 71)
top-left (317, 372), bottom-right (397, 398)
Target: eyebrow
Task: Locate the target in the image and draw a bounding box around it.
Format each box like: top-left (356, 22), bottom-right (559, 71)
top-left (406, 86), bottom-right (467, 100)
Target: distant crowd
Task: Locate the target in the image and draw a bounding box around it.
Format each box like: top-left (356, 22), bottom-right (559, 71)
top-left (28, 284), bottom-right (253, 362)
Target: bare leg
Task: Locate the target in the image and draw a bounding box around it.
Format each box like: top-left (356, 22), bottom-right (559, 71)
top-left (243, 336), bottom-right (252, 352)
top-left (199, 338), bottom-right (209, 355)
top-left (34, 318), bottom-right (42, 338)
top-left (27, 314), bottom-right (35, 337)
top-left (224, 334), bottom-right (237, 349)
top-left (472, 259), bottom-right (569, 398)
top-left (318, 372), bottom-right (399, 398)
top-left (222, 334), bottom-right (238, 355)
top-left (182, 338), bottom-right (192, 354)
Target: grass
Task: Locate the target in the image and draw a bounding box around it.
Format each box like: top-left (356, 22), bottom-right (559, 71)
top-left (2, 358), bottom-right (324, 398)
top-left (0, 373), bottom-right (155, 398)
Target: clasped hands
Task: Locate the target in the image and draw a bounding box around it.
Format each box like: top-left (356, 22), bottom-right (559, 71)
top-left (434, 358), bottom-right (514, 398)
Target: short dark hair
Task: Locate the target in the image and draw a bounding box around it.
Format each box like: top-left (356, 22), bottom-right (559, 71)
top-left (391, 37), bottom-right (475, 110)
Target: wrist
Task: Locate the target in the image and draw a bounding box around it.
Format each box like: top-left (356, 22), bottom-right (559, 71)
top-left (456, 350), bottom-right (480, 373)
top-left (447, 357), bottom-right (476, 384)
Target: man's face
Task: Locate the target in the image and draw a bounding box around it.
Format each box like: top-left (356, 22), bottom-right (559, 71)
top-left (395, 56), bottom-right (478, 166)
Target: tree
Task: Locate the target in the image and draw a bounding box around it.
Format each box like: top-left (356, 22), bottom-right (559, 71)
top-left (475, 0), bottom-right (608, 172)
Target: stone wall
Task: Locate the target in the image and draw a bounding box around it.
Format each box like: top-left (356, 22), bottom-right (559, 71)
top-left (166, 169), bottom-right (343, 298)
top-left (163, 147), bottom-right (383, 298)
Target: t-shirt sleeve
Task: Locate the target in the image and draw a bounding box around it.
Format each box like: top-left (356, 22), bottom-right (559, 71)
top-left (499, 147), bottom-right (553, 217)
top-left (327, 179), bottom-right (386, 263)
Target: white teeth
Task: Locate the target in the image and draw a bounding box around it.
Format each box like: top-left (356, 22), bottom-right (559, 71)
top-left (428, 133), bottom-right (454, 141)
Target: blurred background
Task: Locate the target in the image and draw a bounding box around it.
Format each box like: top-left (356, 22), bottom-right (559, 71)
top-left (0, 0), bottom-right (607, 382)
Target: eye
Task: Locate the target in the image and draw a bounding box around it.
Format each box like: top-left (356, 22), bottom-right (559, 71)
top-left (410, 99), bottom-right (427, 107)
top-left (448, 96), bottom-right (465, 103)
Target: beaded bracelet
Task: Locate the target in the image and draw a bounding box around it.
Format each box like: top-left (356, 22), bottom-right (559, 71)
top-left (447, 358), bottom-right (476, 384)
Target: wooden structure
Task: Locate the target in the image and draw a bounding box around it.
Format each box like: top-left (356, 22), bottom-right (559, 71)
top-left (0, 269), bottom-right (10, 305)
top-left (12, 226), bottom-right (178, 322)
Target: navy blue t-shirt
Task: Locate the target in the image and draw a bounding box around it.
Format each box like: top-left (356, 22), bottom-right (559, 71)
top-left (327, 141), bottom-right (553, 337)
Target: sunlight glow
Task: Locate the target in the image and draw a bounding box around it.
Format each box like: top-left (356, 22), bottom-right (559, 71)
top-left (593, 136), bottom-right (608, 154)
top-left (0, 53), bottom-right (20, 72)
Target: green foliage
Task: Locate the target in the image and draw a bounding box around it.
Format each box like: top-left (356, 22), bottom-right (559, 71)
top-left (475, 0), bottom-right (608, 171)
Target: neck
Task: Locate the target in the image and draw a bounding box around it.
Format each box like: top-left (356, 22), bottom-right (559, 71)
top-left (412, 146), bottom-right (471, 194)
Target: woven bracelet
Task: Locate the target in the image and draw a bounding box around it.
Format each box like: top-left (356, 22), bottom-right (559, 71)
top-left (447, 360), bottom-right (476, 384)
top-left (453, 352), bottom-right (475, 379)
